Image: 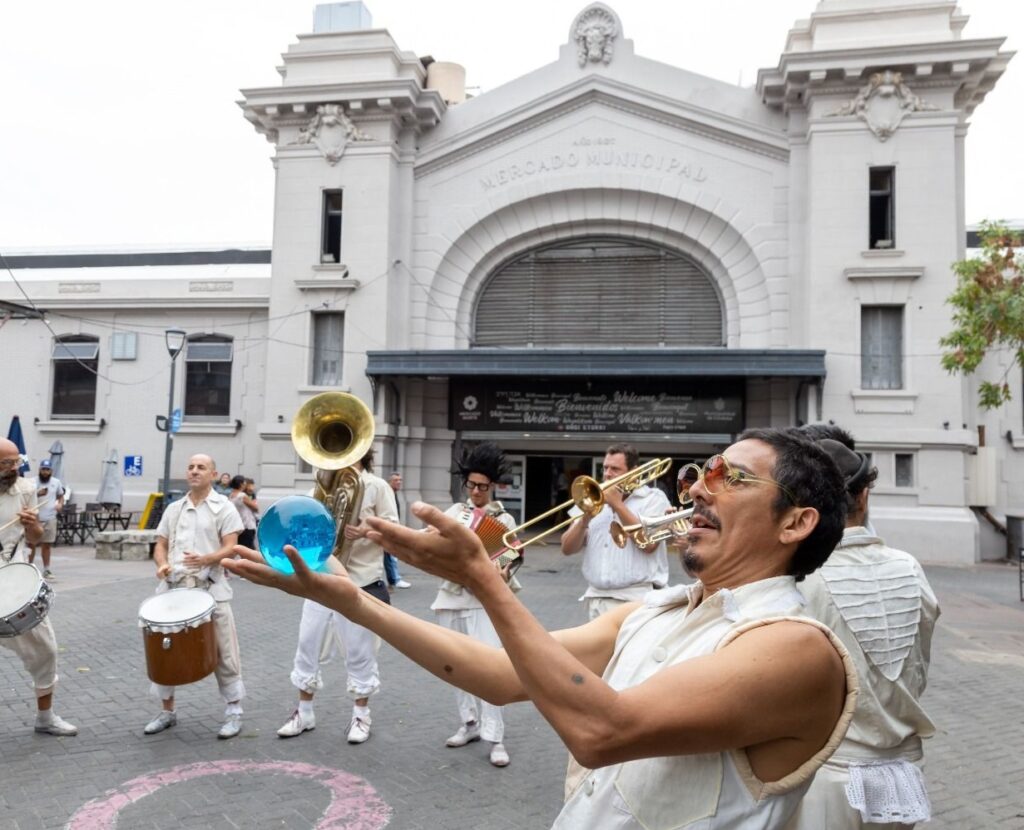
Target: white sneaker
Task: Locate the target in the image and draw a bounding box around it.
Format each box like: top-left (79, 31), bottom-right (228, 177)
top-left (218, 714), bottom-right (242, 740)
top-left (395, 579), bottom-right (412, 589)
top-left (35, 713), bottom-right (78, 736)
top-left (144, 711), bottom-right (177, 735)
top-left (278, 709), bottom-right (316, 738)
top-left (346, 714), bottom-right (372, 744)
top-left (446, 722), bottom-right (481, 748)
top-left (489, 742), bottom-right (510, 767)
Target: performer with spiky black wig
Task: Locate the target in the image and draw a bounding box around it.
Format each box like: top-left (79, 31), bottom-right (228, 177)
top-left (432, 441), bottom-right (518, 768)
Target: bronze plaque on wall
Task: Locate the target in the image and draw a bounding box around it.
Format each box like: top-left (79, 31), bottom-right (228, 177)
top-left (449, 378), bottom-right (743, 434)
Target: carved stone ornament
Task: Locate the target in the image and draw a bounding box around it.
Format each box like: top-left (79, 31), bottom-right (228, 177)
top-left (290, 104), bottom-right (372, 165)
top-left (827, 70), bottom-right (940, 141)
top-left (572, 3), bottom-right (620, 68)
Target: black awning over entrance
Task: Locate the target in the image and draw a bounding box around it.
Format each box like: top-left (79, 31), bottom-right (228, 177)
top-left (365, 348), bottom-right (826, 379)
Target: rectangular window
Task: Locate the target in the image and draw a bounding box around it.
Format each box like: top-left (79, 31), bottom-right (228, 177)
top-left (861, 306), bottom-right (903, 389)
top-left (311, 313), bottom-right (344, 386)
top-left (869, 167), bottom-right (895, 249)
top-left (184, 337), bottom-right (232, 419)
top-left (51, 338), bottom-right (99, 418)
top-left (111, 331), bottom-right (137, 360)
top-left (321, 190), bottom-right (343, 264)
top-left (895, 453), bottom-right (914, 487)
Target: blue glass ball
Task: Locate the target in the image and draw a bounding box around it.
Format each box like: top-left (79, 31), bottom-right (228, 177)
top-left (257, 495), bottom-right (337, 574)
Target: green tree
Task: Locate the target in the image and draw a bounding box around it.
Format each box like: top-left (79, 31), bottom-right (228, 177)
top-left (940, 221), bottom-right (1024, 409)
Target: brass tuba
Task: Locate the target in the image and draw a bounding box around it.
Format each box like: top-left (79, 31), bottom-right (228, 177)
top-left (291, 392), bottom-right (375, 561)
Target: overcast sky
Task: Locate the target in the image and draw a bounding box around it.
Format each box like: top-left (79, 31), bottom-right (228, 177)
top-left (1, 0), bottom-right (1019, 251)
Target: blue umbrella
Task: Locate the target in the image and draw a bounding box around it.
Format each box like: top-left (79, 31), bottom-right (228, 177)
top-left (6, 415), bottom-right (29, 475)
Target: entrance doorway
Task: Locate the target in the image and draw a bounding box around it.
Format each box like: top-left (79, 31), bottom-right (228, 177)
top-left (524, 455), bottom-right (594, 529)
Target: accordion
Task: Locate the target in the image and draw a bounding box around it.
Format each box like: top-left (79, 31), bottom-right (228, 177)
top-left (456, 503), bottom-right (522, 576)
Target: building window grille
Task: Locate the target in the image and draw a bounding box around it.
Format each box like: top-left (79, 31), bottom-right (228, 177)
top-left (869, 167), bottom-right (895, 249)
top-left (51, 335), bottom-right (99, 418)
top-left (861, 305), bottom-right (903, 390)
top-left (184, 335), bottom-right (233, 419)
top-left (321, 190), bottom-right (343, 264)
top-left (311, 312), bottom-right (344, 386)
top-left (895, 453), bottom-right (914, 487)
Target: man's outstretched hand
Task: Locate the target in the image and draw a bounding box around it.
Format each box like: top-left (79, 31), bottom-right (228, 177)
top-left (224, 544), bottom-right (362, 614)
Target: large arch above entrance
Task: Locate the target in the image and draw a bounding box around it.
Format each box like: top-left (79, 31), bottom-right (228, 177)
top-left (411, 187), bottom-right (777, 349)
top-left (473, 236), bottom-right (725, 347)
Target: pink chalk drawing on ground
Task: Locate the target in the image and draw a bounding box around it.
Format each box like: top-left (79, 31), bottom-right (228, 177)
top-left (65, 759), bottom-right (391, 830)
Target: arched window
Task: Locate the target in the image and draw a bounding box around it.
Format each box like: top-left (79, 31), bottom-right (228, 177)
top-left (51, 335), bottom-right (99, 418)
top-left (474, 237), bottom-right (724, 347)
top-left (184, 335), bottom-right (233, 420)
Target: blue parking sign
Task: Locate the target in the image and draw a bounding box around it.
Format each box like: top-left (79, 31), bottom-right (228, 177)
top-left (124, 455), bottom-right (143, 477)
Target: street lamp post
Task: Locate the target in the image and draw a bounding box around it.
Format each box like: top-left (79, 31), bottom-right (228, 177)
top-left (161, 329), bottom-right (187, 499)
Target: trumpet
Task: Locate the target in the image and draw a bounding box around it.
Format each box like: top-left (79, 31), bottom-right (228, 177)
top-left (609, 506), bottom-right (694, 548)
top-left (501, 457), bottom-right (673, 552)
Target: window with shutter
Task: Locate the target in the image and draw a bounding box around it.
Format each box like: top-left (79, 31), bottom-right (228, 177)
top-left (861, 306), bottom-right (903, 389)
top-left (474, 237), bottom-right (724, 347)
top-left (184, 335), bottom-right (233, 419)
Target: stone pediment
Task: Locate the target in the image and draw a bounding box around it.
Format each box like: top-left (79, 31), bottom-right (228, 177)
top-left (415, 76), bottom-right (787, 178)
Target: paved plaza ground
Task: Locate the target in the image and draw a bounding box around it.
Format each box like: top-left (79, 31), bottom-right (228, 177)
top-left (2, 542), bottom-right (1023, 829)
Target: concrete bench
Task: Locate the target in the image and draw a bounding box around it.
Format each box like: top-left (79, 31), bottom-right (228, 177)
top-left (95, 530), bottom-right (159, 561)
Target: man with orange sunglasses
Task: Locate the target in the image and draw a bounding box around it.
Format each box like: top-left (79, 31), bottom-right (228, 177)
top-left (227, 428), bottom-right (857, 829)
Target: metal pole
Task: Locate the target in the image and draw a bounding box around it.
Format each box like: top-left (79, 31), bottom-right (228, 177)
top-left (161, 355), bottom-right (177, 497)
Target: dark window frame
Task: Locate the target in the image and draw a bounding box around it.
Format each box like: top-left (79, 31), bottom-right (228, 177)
top-left (869, 166), bottom-right (895, 250)
top-left (183, 334), bottom-right (233, 421)
top-left (321, 189), bottom-right (343, 264)
top-left (51, 335), bottom-right (100, 419)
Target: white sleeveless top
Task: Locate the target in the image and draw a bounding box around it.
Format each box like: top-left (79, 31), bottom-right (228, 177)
top-left (553, 576), bottom-right (859, 830)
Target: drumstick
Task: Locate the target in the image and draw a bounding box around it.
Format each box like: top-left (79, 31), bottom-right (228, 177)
top-left (0, 508), bottom-right (38, 533)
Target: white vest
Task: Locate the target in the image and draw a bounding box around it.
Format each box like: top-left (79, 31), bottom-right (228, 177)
top-left (554, 576), bottom-right (859, 830)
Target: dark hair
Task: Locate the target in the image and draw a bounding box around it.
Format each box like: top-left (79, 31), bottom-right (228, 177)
top-left (737, 427), bottom-right (847, 581)
top-left (605, 443), bottom-right (639, 470)
top-left (244, 477), bottom-right (255, 485)
top-left (454, 442), bottom-right (509, 484)
top-left (795, 424), bottom-right (878, 508)
top-left (360, 447), bottom-right (375, 473)
top-left (229, 475), bottom-right (246, 491)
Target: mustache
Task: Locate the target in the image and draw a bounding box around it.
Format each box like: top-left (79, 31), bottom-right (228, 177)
top-left (689, 503), bottom-right (721, 530)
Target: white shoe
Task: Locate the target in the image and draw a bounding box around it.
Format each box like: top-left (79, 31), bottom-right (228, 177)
top-left (144, 711), bottom-right (177, 735)
top-left (278, 709), bottom-right (316, 738)
top-left (218, 714), bottom-right (242, 740)
top-left (395, 579), bottom-right (412, 589)
top-left (446, 722), bottom-right (481, 748)
top-left (347, 714), bottom-right (372, 744)
top-left (35, 713), bottom-right (78, 736)
top-left (489, 742), bottom-right (510, 767)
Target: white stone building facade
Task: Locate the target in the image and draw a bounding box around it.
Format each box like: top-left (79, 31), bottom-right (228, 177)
top-left (1, 0), bottom-right (1018, 563)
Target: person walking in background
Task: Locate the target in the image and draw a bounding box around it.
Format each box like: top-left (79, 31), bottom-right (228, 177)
top-left (227, 475), bottom-right (258, 549)
top-left (27, 459), bottom-right (63, 579)
top-left (143, 454), bottom-right (245, 739)
top-left (214, 473), bottom-right (232, 496)
top-left (383, 471), bottom-right (410, 590)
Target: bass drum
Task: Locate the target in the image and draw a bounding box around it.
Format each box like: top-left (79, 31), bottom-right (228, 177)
top-left (0, 562), bottom-right (53, 638)
top-left (138, 589), bottom-right (218, 686)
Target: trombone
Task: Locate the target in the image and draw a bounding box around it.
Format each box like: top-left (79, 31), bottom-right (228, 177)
top-left (501, 457), bottom-right (672, 552)
top-left (609, 506), bottom-right (694, 548)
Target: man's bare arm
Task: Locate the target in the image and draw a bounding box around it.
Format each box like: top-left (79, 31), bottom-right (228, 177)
top-left (560, 515), bottom-right (588, 554)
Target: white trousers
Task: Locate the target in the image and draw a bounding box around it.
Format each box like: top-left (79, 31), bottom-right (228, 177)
top-left (290, 598), bottom-right (381, 701)
top-left (585, 596), bottom-right (630, 622)
top-left (0, 616), bottom-right (58, 696)
top-left (435, 607), bottom-right (504, 743)
top-left (151, 601), bottom-right (245, 704)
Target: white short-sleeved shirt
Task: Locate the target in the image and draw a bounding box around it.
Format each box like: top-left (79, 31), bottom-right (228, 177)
top-left (31, 476), bottom-right (64, 522)
top-left (569, 484), bottom-right (671, 600)
top-left (0, 478), bottom-right (37, 563)
top-left (156, 490), bottom-right (243, 601)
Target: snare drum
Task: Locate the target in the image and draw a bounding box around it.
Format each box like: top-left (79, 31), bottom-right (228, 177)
top-left (138, 589), bottom-right (218, 686)
top-left (0, 562), bottom-right (53, 638)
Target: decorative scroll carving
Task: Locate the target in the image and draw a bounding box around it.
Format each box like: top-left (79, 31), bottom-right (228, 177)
top-left (827, 70), bottom-right (940, 141)
top-left (290, 104), bottom-right (372, 165)
top-left (572, 3), bottom-right (619, 67)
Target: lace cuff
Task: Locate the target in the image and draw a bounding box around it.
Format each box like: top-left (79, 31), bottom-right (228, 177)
top-left (845, 759), bottom-right (931, 824)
